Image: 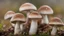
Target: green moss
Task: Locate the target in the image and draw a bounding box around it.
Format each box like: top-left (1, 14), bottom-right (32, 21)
top-left (0, 24), bottom-right (3, 30)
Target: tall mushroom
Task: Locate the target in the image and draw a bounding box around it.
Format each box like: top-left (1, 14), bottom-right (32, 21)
top-left (4, 11), bottom-right (16, 27)
top-left (49, 17), bottom-right (64, 36)
top-left (28, 12), bottom-right (42, 35)
top-left (38, 5), bottom-right (53, 24)
top-left (19, 3), bottom-right (37, 24)
top-left (10, 13), bottom-right (26, 35)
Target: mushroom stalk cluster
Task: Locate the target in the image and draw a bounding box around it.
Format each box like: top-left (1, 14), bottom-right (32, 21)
top-left (4, 2), bottom-right (64, 36)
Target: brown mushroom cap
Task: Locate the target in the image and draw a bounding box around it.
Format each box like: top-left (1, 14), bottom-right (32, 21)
top-left (28, 12), bottom-right (42, 19)
top-left (10, 13), bottom-right (26, 24)
top-left (49, 17), bottom-right (64, 26)
top-left (19, 3), bottom-right (37, 12)
top-left (38, 5), bottom-right (53, 15)
top-left (4, 11), bottom-right (15, 20)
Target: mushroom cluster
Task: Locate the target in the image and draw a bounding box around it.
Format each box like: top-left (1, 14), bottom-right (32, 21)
top-left (4, 2), bottom-right (64, 36)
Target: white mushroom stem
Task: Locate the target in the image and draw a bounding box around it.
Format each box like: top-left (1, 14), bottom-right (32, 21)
top-left (27, 12), bottom-right (30, 17)
top-left (20, 24), bottom-right (24, 33)
top-left (25, 12), bottom-right (30, 24)
top-left (42, 15), bottom-right (49, 24)
top-left (14, 22), bottom-right (20, 35)
top-left (29, 20), bottom-right (38, 35)
top-left (51, 26), bottom-right (57, 36)
top-left (11, 23), bottom-right (15, 27)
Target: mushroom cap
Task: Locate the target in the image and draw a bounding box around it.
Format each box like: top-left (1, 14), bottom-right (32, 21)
top-left (4, 11), bottom-right (15, 20)
top-left (19, 3), bottom-right (37, 12)
top-left (28, 12), bottom-right (42, 19)
top-left (49, 17), bottom-right (64, 26)
top-left (38, 5), bottom-right (53, 15)
top-left (10, 13), bottom-right (26, 24)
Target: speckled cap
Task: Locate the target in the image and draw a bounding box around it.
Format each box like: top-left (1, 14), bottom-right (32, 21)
top-left (38, 5), bottom-right (53, 15)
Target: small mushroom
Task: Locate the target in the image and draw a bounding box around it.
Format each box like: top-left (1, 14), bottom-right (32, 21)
top-left (28, 12), bottom-right (42, 35)
top-left (10, 13), bottom-right (26, 35)
top-left (49, 17), bottom-right (64, 36)
top-left (4, 11), bottom-right (16, 27)
top-left (19, 3), bottom-right (37, 24)
top-left (38, 5), bottom-right (53, 24)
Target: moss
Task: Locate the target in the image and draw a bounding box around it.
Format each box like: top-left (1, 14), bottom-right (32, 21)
top-left (0, 24), bottom-right (3, 31)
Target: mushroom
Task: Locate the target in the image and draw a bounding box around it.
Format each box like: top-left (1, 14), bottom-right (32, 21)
top-left (19, 3), bottom-right (37, 24)
top-left (4, 11), bottom-right (16, 27)
top-left (49, 17), bottom-right (64, 36)
top-left (10, 13), bottom-right (26, 35)
top-left (38, 5), bottom-right (53, 24)
top-left (28, 12), bottom-right (42, 35)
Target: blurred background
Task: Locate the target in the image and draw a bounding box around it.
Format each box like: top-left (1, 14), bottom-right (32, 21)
top-left (0, 0), bottom-right (64, 30)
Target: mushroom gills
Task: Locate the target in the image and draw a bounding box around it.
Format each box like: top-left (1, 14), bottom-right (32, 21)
top-left (29, 20), bottom-right (38, 35)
